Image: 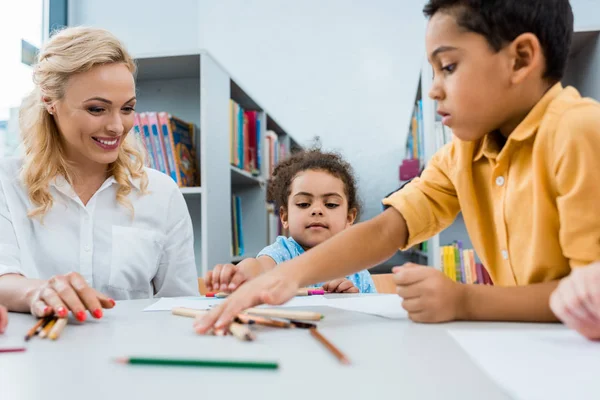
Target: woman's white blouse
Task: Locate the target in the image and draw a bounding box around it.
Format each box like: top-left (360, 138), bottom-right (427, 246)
top-left (0, 157), bottom-right (199, 299)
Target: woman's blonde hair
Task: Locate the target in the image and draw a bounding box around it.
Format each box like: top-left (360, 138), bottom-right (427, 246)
top-left (19, 26), bottom-right (148, 219)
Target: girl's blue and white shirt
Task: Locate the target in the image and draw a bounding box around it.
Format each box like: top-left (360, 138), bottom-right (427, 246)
top-left (257, 236), bottom-right (377, 293)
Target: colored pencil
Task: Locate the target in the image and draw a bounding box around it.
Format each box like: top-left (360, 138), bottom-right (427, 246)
top-left (228, 322), bottom-right (256, 341)
top-left (296, 288), bottom-right (325, 296)
top-left (245, 308), bottom-right (324, 321)
top-left (172, 307), bottom-right (208, 318)
top-left (309, 327), bottom-right (350, 365)
top-left (0, 347), bottom-right (26, 353)
top-left (49, 318), bottom-right (68, 340)
top-left (24, 317), bottom-right (49, 341)
top-left (235, 313), bottom-right (292, 328)
top-left (115, 356), bottom-right (278, 370)
top-left (289, 320), bottom-right (317, 329)
top-left (39, 318), bottom-right (57, 339)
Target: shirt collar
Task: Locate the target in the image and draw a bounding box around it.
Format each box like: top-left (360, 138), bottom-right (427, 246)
top-left (473, 82), bottom-right (563, 162)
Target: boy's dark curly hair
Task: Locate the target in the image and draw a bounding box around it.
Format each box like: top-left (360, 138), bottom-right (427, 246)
top-left (267, 147), bottom-right (361, 217)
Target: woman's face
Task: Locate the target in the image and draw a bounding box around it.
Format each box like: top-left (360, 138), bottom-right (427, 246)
top-left (51, 63), bottom-right (136, 169)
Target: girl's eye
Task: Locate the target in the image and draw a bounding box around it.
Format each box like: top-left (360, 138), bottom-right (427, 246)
top-left (441, 63), bottom-right (456, 73)
top-left (326, 203), bottom-right (339, 209)
top-left (297, 203), bottom-right (310, 208)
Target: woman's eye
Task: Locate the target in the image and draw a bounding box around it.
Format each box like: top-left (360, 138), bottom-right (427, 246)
top-left (441, 63), bottom-right (456, 73)
top-left (88, 107), bottom-right (105, 114)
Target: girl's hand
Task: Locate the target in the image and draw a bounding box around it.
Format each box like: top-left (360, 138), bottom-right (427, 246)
top-left (322, 278), bottom-right (359, 293)
top-left (27, 272), bottom-right (115, 321)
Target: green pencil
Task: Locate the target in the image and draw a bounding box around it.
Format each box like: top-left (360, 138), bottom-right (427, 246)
top-left (116, 357), bottom-right (279, 370)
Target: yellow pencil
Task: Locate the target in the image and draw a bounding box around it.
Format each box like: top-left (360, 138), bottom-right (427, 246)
top-left (39, 318), bottom-right (57, 339)
top-left (49, 318), bottom-right (68, 340)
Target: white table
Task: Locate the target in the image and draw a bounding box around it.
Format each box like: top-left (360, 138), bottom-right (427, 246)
top-left (0, 298), bottom-right (543, 399)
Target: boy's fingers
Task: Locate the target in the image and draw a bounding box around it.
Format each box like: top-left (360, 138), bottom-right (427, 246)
top-left (205, 271), bottom-right (214, 291)
top-left (393, 265), bottom-right (430, 286)
top-left (210, 265), bottom-right (223, 291)
top-left (228, 271), bottom-right (248, 291)
top-left (218, 265), bottom-right (237, 291)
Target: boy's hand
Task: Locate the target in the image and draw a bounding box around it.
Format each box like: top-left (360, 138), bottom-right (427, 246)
top-left (194, 268), bottom-right (300, 333)
top-left (550, 262), bottom-right (600, 340)
top-left (205, 260), bottom-right (263, 292)
top-left (0, 305), bottom-right (7, 334)
top-left (392, 263), bottom-right (466, 323)
top-left (323, 278), bottom-right (359, 293)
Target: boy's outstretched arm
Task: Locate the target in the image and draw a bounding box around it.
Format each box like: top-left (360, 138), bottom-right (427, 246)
top-left (194, 207), bottom-right (408, 332)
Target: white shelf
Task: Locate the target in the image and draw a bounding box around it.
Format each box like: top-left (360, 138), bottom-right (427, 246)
top-left (180, 187), bottom-right (203, 195)
top-left (230, 166), bottom-right (264, 186)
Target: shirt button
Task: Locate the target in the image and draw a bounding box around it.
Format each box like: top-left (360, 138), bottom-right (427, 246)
top-left (495, 176), bottom-right (505, 186)
top-left (501, 250), bottom-right (509, 260)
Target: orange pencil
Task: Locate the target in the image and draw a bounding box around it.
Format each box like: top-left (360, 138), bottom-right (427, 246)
top-left (24, 317), bottom-right (50, 341)
top-left (309, 327), bottom-right (350, 365)
top-left (235, 314), bottom-right (292, 329)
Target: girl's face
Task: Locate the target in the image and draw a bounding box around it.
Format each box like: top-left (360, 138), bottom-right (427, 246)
top-left (281, 169), bottom-right (357, 250)
top-left (51, 63), bottom-right (136, 171)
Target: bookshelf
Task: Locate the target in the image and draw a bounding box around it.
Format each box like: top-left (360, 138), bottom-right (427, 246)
top-left (412, 28), bottom-right (600, 270)
top-left (134, 50), bottom-right (301, 277)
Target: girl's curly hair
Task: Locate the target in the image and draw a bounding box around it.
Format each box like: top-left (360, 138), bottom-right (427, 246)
top-left (267, 147), bottom-right (361, 217)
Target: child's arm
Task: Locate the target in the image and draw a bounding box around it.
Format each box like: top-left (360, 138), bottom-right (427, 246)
top-left (195, 207), bottom-right (408, 331)
top-left (394, 264), bottom-right (559, 322)
top-left (205, 256), bottom-right (276, 292)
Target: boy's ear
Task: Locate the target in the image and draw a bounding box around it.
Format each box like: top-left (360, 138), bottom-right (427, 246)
top-left (346, 208), bottom-right (358, 226)
top-left (279, 206), bottom-right (289, 229)
top-left (508, 32), bottom-right (543, 84)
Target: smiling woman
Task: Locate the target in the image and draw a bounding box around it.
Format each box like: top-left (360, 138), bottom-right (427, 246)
top-left (0, 27), bottom-right (198, 323)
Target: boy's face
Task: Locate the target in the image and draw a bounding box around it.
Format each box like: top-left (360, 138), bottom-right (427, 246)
top-left (426, 12), bottom-right (518, 141)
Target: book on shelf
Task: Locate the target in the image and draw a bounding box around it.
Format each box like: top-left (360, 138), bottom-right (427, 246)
top-left (134, 112), bottom-right (200, 187)
top-left (231, 195), bottom-right (244, 257)
top-left (440, 241), bottom-right (492, 285)
top-left (229, 99), bottom-right (261, 176)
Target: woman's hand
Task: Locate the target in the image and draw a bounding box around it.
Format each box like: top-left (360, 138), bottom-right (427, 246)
top-left (0, 305), bottom-right (7, 334)
top-left (27, 272), bottom-right (115, 321)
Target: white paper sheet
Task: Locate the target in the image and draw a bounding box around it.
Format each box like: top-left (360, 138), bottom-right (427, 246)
top-left (143, 295), bottom-right (331, 312)
top-left (143, 297), bottom-right (225, 312)
top-left (325, 294), bottom-right (408, 319)
top-left (447, 328), bottom-right (600, 400)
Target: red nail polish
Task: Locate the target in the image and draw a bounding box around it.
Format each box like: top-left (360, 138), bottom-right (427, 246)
top-left (92, 309), bottom-right (103, 319)
top-left (76, 310), bottom-right (86, 322)
top-left (109, 299), bottom-right (116, 307)
top-left (43, 306), bottom-right (50, 314)
top-left (57, 307), bottom-right (68, 318)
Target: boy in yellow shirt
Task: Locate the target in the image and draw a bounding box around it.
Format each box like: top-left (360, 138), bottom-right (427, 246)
top-left (196, 0), bottom-right (600, 332)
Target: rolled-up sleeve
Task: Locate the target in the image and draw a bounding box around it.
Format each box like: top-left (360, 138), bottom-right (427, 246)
top-left (382, 143), bottom-right (460, 249)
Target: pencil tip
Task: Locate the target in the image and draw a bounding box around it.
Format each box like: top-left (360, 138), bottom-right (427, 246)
top-left (115, 357), bottom-right (128, 364)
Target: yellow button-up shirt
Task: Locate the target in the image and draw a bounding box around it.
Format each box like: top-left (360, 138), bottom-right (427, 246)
top-left (383, 83), bottom-right (600, 286)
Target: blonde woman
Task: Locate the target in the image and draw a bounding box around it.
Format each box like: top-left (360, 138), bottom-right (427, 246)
top-left (0, 27), bottom-right (198, 322)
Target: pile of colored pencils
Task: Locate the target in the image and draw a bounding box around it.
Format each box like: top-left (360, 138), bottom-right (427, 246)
top-left (24, 316), bottom-right (68, 341)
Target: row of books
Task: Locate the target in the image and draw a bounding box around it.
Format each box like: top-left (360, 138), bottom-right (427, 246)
top-left (132, 112), bottom-right (200, 187)
top-left (231, 195), bottom-right (245, 257)
top-left (264, 131), bottom-right (289, 179)
top-left (441, 242), bottom-right (493, 285)
top-left (229, 100), bottom-right (261, 175)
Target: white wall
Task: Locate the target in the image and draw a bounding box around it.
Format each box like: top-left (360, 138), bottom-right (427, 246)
top-left (197, 0), bottom-right (426, 221)
top-left (68, 0), bottom-right (201, 56)
top-left (571, 0), bottom-right (600, 31)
